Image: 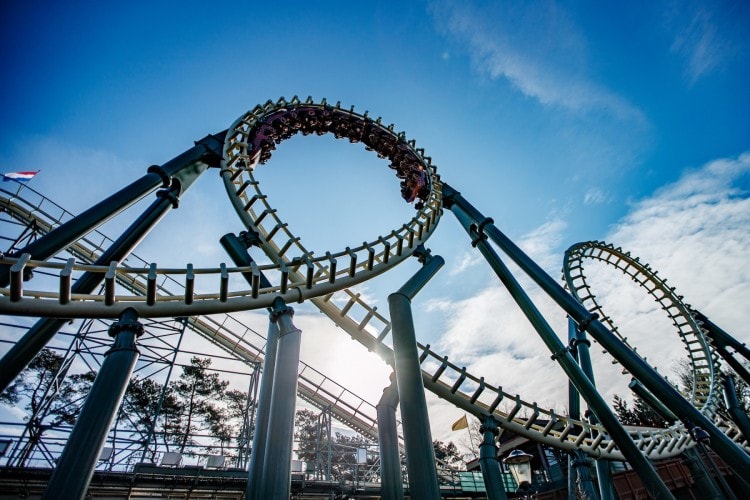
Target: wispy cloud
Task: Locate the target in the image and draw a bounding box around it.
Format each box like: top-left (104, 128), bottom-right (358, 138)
top-left (449, 250), bottom-right (483, 276)
top-left (583, 187), bottom-right (609, 205)
top-left (665, 2), bottom-right (746, 84)
top-left (607, 152), bottom-right (750, 326)
top-left (517, 217), bottom-right (567, 270)
top-left (430, 1), bottom-right (643, 121)
top-left (429, 152), bottom-right (750, 436)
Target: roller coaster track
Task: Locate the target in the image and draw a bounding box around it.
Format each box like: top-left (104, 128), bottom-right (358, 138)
top-left (0, 188), bottom-right (398, 448)
top-left (563, 241), bottom-right (744, 444)
top-left (1, 97), bottom-right (746, 464)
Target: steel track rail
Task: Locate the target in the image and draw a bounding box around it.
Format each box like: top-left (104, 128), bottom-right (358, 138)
top-left (562, 241), bottom-right (741, 451)
top-left (3, 98), bottom-right (743, 463)
top-left (221, 97), bottom-right (722, 461)
top-left (0, 193), bottom-right (398, 449)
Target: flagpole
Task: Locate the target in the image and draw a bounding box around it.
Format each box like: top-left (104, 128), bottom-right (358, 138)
top-left (467, 418), bottom-right (481, 458)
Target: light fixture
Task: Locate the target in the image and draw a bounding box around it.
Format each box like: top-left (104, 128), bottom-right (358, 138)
top-left (503, 448), bottom-right (534, 491)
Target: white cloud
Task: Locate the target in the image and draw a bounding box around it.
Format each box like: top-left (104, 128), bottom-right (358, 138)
top-left (430, 1), bottom-right (643, 121)
top-left (428, 152), bottom-right (750, 433)
top-left (607, 152), bottom-right (750, 332)
top-left (448, 250), bottom-right (483, 276)
top-left (517, 218), bottom-right (567, 270)
top-left (583, 187), bottom-right (608, 205)
top-left (432, 216), bottom-right (572, 410)
top-left (666, 2), bottom-right (743, 84)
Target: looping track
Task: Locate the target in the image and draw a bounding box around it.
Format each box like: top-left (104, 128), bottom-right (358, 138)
top-left (220, 96), bottom-right (443, 301)
top-left (562, 241), bottom-right (744, 450)
top-left (1, 98), bottom-right (746, 464)
top-left (563, 240), bottom-right (721, 416)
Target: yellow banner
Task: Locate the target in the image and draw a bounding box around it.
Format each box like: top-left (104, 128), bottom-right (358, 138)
top-left (451, 414), bottom-right (468, 431)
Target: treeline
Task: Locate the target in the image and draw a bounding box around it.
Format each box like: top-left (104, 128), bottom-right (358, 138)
top-left (1, 349), bottom-right (250, 461)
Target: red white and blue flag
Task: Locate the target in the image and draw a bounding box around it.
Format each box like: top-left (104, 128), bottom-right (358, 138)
top-left (2, 171), bottom-right (39, 182)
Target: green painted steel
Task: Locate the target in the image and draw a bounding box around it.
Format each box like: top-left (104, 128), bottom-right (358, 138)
top-left (444, 184), bottom-right (675, 499)
top-left (442, 182), bottom-right (750, 481)
top-left (389, 251), bottom-right (444, 500)
top-left (478, 416), bottom-right (509, 500)
top-left (0, 133), bottom-right (223, 288)
top-left (570, 450), bottom-right (600, 500)
top-left (247, 320), bottom-right (280, 499)
top-left (722, 376), bottom-right (750, 446)
top-left (569, 319), bottom-right (615, 500)
top-left (259, 298), bottom-right (302, 499)
top-left (695, 310), bottom-right (750, 386)
top-left (0, 182), bottom-right (183, 393)
top-left (219, 231), bottom-right (279, 499)
top-left (42, 308), bottom-right (143, 500)
top-left (377, 374), bottom-right (404, 500)
top-left (630, 380), bottom-right (724, 500)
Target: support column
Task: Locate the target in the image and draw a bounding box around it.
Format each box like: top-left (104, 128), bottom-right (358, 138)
top-left (693, 310), bottom-right (750, 386)
top-left (569, 318), bottom-right (614, 500)
top-left (681, 448), bottom-right (724, 500)
top-left (722, 375), bottom-right (750, 443)
top-left (629, 379), bottom-right (723, 500)
top-left (42, 308), bottom-right (143, 500)
top-left (569, 450), bottom-right (599, 500)
top-left (377, 373), bottom-right (404, 500)
top-left (567, 325), bottom-right (581, 500)
top-left (260, 298), bottom-right (302, 500)
top-left (246, 320), bottom-right (280, 499)
top-left (442, 183), bottom-right (750, 477)
top-left (478, 416), bottom-right (508, 500)
top-left (443, 187), bottom-right (674, 499)
top-left (218, 232), bottom-right (280, 500)
top-left (690, 427), bottom-right (738, 500)
top-left (389, 247), bottom-right (444, 500)
top-left (0, 181), bottom-right (184, 393)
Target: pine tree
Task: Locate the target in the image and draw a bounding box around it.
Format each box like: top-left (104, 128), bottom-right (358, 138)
top-left (0, 348), bottom-right (95, 465)
top-left (433, 440), bottom-right (464, 469)
top-left (169, 356), bottom-right (229, 455)
top-left (612, 394), bottom-right (667, 428)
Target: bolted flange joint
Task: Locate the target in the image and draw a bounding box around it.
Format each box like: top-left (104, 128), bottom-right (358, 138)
top-left (156, 182), bottom-right (181, 209)
top-left (479, 418), bottom-right (500, 437)
top-left (575, 313), bottom-right (599, 333)
top-left (568, 336), bottom-right (592, 356)
top-left (269, 298), bottom-right (294, 323)
top-left (108, 308), bottom-right (145, 338)
top-left (412, 244), bottom-right (433, 264)
top-left (238, 230), bottom-right (263, 248)
top-left (146, 165), bottom-right (171, 188)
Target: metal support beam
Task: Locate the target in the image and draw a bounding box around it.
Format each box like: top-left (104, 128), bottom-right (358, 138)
top-left (377, 373), bottom-right (404, 500)
top-left (568, 318), bottom-right (614, 500)
top-left (570, 450), bottom-right (599, 500)
top-left (722, 375), bottom-right (750, 446)
top-left (681, 449), bottom-right (724, 500)
top-left (218, 232), bottom-right (279, 499)
top-left (42, 308), bottom-right (143, 500)
top-left (0, 132), bottom-right (224, 287)
top-left (628, 379), bottom-right (723, 499)
top-left (259, 297), bottom-right (302, 500)
top-left (247, 321), bottom-right (280, 499)
top-left (478, 416), bottom-right (508, 500)
top-left (0, 181), bottom-right (184, 393)
top-left (443, 186), bottom-right (674, 499)
top-left (388, 247), bottom-right (444, 500)
top-left (442, 182), bottom-right (750, 479)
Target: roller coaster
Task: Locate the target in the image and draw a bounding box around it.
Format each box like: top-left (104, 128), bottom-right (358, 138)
top-left (1, 97), bottom-right (748, 499)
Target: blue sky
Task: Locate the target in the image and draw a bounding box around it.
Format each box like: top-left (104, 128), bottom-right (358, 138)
top-left (2, 1), bottom-right (749, 442)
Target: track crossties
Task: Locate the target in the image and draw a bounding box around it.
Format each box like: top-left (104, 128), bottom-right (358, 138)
top-left (221, 96), bottom-right (443, 310)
